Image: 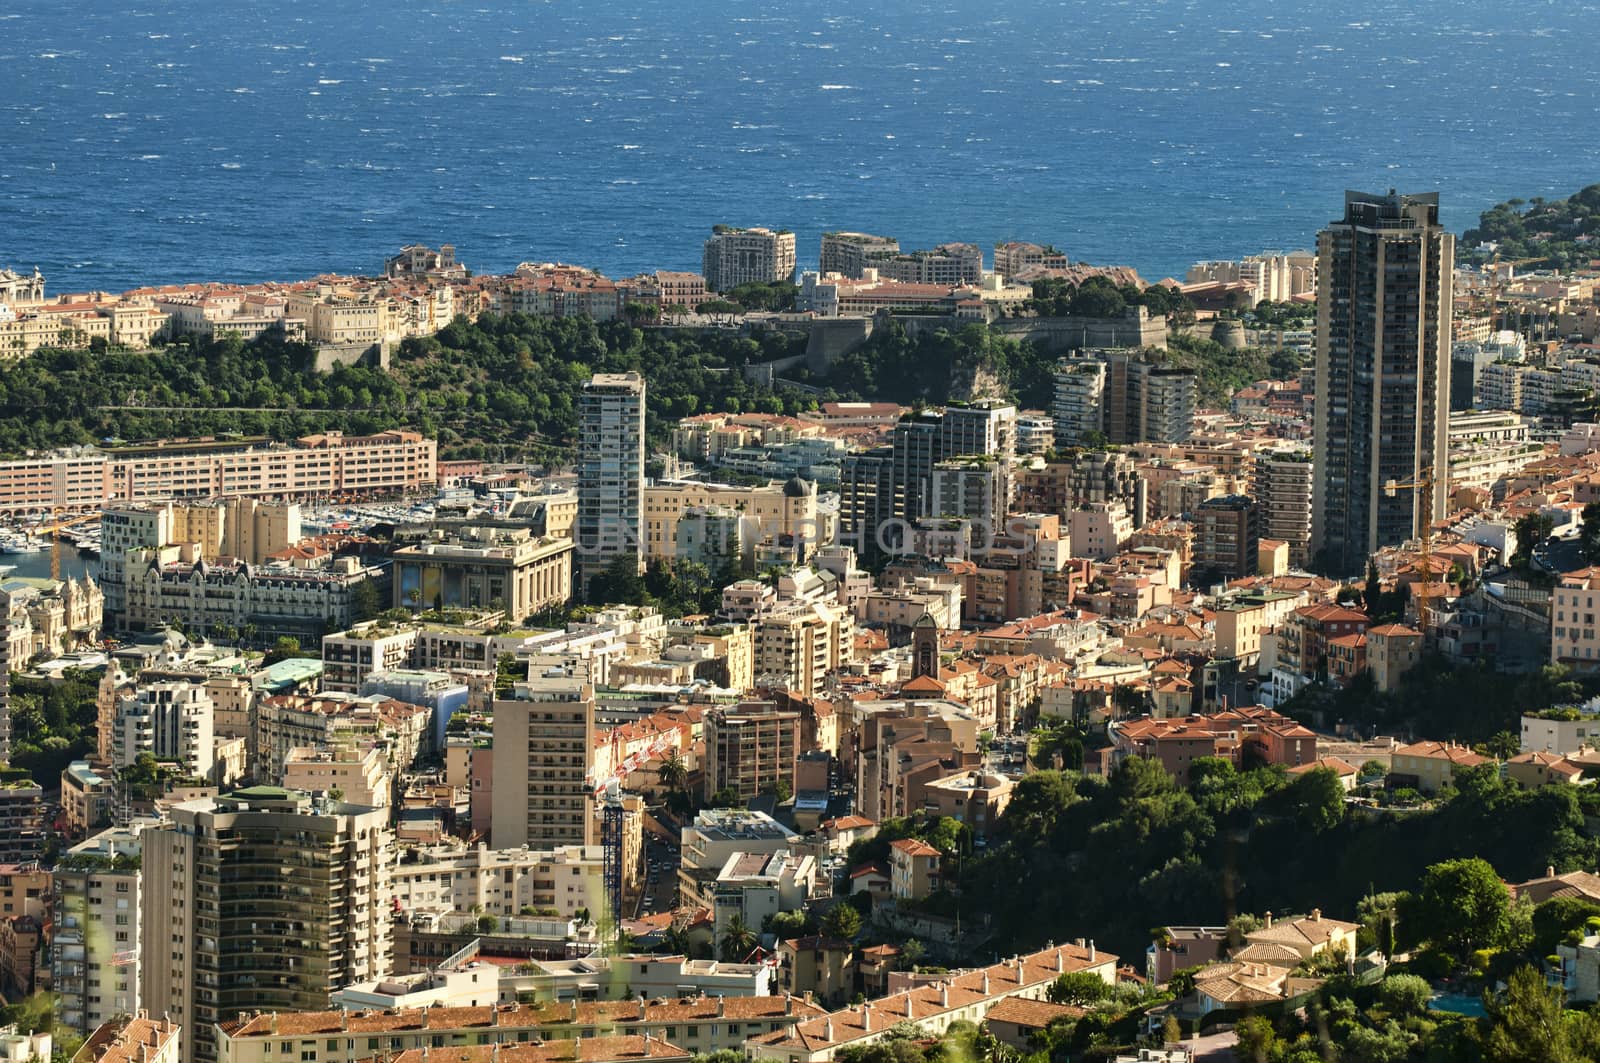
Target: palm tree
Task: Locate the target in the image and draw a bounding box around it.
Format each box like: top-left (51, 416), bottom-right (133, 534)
top-left (659, 923), bottom-right (692, 957)
top-left (657, 748), bottom-right (688, 794)
top-left (719, 914), bottom-right (757, 962)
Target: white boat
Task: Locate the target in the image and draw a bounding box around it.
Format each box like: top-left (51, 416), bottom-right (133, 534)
top-left (1, 538), bottom-right (43, 555)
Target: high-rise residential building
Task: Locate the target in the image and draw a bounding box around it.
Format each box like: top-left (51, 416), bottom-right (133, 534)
top-left (1193, 495), bottom-right (1260, 581)
top-left (490, 676), bottom-right (597, 851)
top-left (576, 372), bottom-right (646, 596)
top-left (1311, 191), bottom-right (1453, 575)
top-left (53, 823), bottom-right (149, 1037)
top-left (1253, 451), bottom-right (1314, 567)
top-left (702, 226), bottom-right (797, 292)
top-left (752, 602), bottom-right (852, 697)
top-left (1053, 350), bottom-right (1195, 446)
top-left (877, 243), bottom-right (984, 286)
top-left (112, 682), bottom-right (216, 781)
top-left (819, 232), bottom-right (899, 279)
top-left (704, 700), bottom-right (803, 801)
top-left (140, 788), bottom-right (394, 1063)
top-left (838, 447), bottom-right (896, 558)
top-left (1052, 360), bottom-right (1107, 448)
top-left (841, 403), bottom-right (1016, 560)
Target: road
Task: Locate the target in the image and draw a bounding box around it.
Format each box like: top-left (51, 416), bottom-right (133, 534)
top-left (634, 831), bottom-right (681, 919)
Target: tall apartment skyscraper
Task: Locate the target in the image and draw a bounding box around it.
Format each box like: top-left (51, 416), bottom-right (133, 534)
top-left (490, 676), bottom-right (597, 851)
top-left (1311, 190), bottom-right (1453, 575)
top-left (1052, 350), bottom-right (1195, 447)
top-left (53, 823), bottom-right (148, 1037)
top-left (140, 788), bottom-right (394, 1063)
top-left (839, 402), bottom-right (1017, 559)
top-left (702, 226), bottom-right (797, 292)
top-left (576, 372), bottom-right (646, 597)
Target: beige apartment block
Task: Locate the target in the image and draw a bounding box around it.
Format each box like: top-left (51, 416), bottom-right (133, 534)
top-left (702, 226), bottom-right (797, 292)
top-left (490, 677), bottom-right (597, 851)
top-left (141, 788), bottom-right (394, 1063)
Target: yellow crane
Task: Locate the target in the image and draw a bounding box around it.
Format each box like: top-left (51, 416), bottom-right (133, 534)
top-left (38, 510), bottom-right (99, 581)
top-left (1383, 466), bottom-right (1438, 631)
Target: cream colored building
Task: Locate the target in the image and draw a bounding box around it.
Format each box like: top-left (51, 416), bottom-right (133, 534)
top-left (1389, 740), bottom-right (1490, 794)
top-left (392, 528), bottom-right (573, 622)
top-left (743, 941), bottom-right (1116, 1063)
top-left (490, 677), bottom-right (597, 851)
top-left (753, 602), bottom-right (851, 697)
top-left (52, 825), bottom-right (149, 1036)
top-left (215, 994), bottom-right (823, 1063)
top-left (253, 693), bottom-right (430, 781)
top-left (643, 479), bottom-right (824, 563)
top-left (702, 226), bottom-right (797, 292)
top-left (1553, 568), bottom-right (1600, 674)
top-left (141, 788), bottom-right (394, 1063)
top-left (286, 285), bottom-right (389, 345)
top-left (281, 744), bottom-right (393, 807)
top-left (392, 839), bottom-right (640, 922)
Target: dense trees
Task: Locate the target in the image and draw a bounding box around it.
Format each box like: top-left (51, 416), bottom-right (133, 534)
top-left (5, 670), bottom-right (99, 784)
top-left (1462, 184), bottom-right (1600, 271)
top-left (968, 751), bottom-right (1600, 963)
top-left (0, 314), bottom-right (809, 460)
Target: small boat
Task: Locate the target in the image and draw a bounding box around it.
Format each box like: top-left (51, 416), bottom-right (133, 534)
top-left (1, 538), bottom-right (43, 555)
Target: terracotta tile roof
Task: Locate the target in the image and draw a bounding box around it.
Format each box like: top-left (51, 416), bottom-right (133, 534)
top-left (77, 1016), bottom-right (181, 1063)
top-left (1392, 740), bottom-right (1489, 766)
top-left (219, 994), bottom-right (825, 1040)
top-left (746, 942), bottom-right (1117, 1051)
top-left (1366, 624), bottom-right (1422, 637)
top-left (1287, 756), bottom-right (1358, 777)
top-left (890, 838), bottom-right (941, 858)
top-left (822, 815), bottom-right (875, 831)
top-left (377, 1038), bottom-right (690, 1063)
top-left (1246, 911), bottom-right (1359, 949)
top-left (982, 997), bottom-right (1083, 1028)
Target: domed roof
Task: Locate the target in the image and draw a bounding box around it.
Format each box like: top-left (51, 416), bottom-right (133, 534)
top-left (783, 474), bottom-right (812, 498)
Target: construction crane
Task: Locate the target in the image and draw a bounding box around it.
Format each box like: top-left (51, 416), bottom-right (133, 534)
top-left (38, 510), bottom-right (99, 581)
top-left (596, 778), bottom-right (628, 951)
top-left (1383, 466), bottom-right (1438, 631)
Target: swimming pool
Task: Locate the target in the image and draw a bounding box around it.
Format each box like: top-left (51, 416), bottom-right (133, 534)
top-left (1428, 991), bottom-right (1487, 1018)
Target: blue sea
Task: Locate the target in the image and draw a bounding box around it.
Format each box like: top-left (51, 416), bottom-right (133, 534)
top-left (3, 0), bottom-right (1599, 294)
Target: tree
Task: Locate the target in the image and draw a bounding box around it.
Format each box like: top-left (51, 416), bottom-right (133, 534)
top-left (1483, 965), bottom-right (1581, 1063)
top-left (760, 778), bottom-right (793, 802)
top-left (1289, 766), bottom-right (1345, 833)
top-left (1409, 857), bottom-right (1509, 960)
top-left (1232, 1015), bottom-right (1279, 1063)
top-left (265, 635), bottom-right (302, 664)
top-left (719, 914), bottom-right (757, 962)
top-left (656, 748), bottom-right (688, 794)
top-left (1583, 503), bottom-right (1600, 565)
top-left (1046, 971), bottom-right (1112, 1006)
top-left (1512, 512), bottom-right (1556, 565)
top-left (709, 787), bottom-right (742, 809)
top-left (821, 903), bottom-right (862, 941)
top-left (1377, 973), bottom-right (1431, 1018)
top-left (898, 938), bottom-right (926, 971)
top-left (477, 914), bottom-right (498, 934)
top-left (1533, 896), bottom-right (1600, 957)
top-left (1161, 1015), bottom-right (1182, 1045)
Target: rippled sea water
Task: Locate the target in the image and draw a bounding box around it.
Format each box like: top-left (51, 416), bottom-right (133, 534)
top-left (2, 0), bottom-right (1598, 292)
